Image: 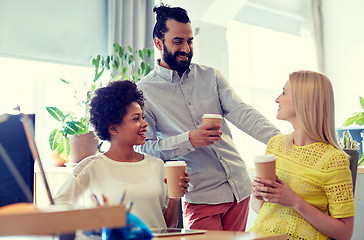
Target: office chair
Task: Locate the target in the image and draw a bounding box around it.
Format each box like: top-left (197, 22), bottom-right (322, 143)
top-left (343, 149), bottom-right (359, 194)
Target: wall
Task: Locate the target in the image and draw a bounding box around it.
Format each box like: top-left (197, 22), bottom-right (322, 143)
top-left (323, 0), bottom-right (364, 127)
top-left (322, 1), bottom-right (364, 239)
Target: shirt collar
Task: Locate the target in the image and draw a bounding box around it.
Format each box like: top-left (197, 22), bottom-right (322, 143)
top-left (155, 59), bottom-right (191, 82)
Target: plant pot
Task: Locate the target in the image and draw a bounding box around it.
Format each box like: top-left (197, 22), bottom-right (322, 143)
top-left (68, 131), bottom-right (99, 164)
top-left (50, 149), bottom-right (67, 167)
top-left (337, 128), bottom-right (364, 156)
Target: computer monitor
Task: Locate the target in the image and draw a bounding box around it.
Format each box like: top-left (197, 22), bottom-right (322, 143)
top-left (0, 113), bottom-right (35, 207)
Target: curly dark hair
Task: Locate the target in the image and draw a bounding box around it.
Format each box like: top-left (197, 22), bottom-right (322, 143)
top-left (89, 80), bottom-right (144, 141)
top-left (152, 4), bottom-right (190, 40)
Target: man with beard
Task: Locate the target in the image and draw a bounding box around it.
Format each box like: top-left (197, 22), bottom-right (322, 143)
top-left (136, 5), bottom-right (280, 231)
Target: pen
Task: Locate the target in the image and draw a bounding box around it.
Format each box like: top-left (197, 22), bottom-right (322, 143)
top-left (120, 191), bottom-right (126, 204)
top-left (126, 201), bottom-right (133, 213)
top-left (102, 194), bottom-right (108, 205)
top-left (90, 193), bottom-right (100, 206)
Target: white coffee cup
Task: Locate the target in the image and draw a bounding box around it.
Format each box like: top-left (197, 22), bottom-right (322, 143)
top-left (253, 154), bottom-right (276, 181)
top-left (202, 114), bottom-right (223, 128)
top-left (164, 161), bottom-right (187, 198)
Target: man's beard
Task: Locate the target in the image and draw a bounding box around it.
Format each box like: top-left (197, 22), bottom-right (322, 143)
top-left (163, 43), bottom-right (193, 74)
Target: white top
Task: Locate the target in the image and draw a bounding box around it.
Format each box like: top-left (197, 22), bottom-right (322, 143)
top-left (53, 154), bottom-right (169, 229)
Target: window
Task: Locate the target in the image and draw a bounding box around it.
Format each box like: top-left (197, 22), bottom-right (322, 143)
top-left (0, 57), bottom-right (95, 165)
top-left (0, 0), bottom-right (107, 165)
top-left (226, 20), bottom-right (317, 167)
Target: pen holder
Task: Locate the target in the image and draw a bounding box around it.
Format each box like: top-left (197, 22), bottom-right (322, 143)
top-left (102, 213), bottom-right (153, 240)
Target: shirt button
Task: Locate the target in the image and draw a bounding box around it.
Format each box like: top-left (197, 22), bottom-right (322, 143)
top-left (196, 122), bottom-right (199, 126)
top-left (188, 101), bottom-right (192, 105)
top-left (187, 149), bottom-right (191, 152)
top-left (181, 82), bottom-right (184, 86)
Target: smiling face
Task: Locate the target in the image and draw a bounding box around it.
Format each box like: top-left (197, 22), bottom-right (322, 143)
top-left (111, 101), bottom-right (148, 147)
top-left (155, 19), bottom-right (193, 74)
top-left (275, 80), bottom-right (297, 123)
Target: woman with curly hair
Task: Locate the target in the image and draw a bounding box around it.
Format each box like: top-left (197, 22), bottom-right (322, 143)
top-left (54, 80), bottom-right (189, 229)
top-left (250, 70), bottom-right (355, 240)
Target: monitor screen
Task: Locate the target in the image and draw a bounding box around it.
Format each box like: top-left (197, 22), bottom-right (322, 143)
top-left (0, 114), bottom-right (35, 207)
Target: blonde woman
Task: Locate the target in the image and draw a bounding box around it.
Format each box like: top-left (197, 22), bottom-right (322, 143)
top-left (250, 70), bottom-right (355, 240)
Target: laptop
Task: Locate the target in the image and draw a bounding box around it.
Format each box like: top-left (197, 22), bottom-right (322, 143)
top-left (150, 228), bottom-right (206, 237)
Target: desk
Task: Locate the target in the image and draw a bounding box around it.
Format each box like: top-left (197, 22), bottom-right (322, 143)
top-left (0, 231), bottom-right (286, 240)
top-left (153, 230), bottom-right (286, 240)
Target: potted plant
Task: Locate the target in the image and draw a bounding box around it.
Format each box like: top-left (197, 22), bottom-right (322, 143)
top-left (342, 96), bottom-right (364, 127)
top-left (47, 43), bottom-right (154, 164)
top-left (340, 96), bottom-right (364, 167)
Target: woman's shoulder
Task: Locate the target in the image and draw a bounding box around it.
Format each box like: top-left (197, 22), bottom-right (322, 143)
top-left (143, 154), bottom-right (165, 165)
top-left (319, 145), bottom-right (350, 170)
top-left (268, 134), bottom-right (288, 145)
top-left (72, 154), bottom-right (104, 177)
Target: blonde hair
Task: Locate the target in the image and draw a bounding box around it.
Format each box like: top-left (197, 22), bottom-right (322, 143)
top-left (289, 70), bottom-right (340, 149)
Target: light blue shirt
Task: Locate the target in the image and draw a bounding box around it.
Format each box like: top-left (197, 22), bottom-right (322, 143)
top-left (136, 61), bottom-right (280, 204)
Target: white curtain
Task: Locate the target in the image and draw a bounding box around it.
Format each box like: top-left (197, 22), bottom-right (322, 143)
top-left (311, 0), bottom-right (325, 73)
top-left (108, 0), bottom-right (155, 54)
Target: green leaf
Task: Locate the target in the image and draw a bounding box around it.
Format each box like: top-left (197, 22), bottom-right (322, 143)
top-left (122, 52), bottom-right (128, 61)
top-left (148, 49), bottom-right (154, 58)
top-left (142, 48), bottom-right (148, 55)
top-left (128, 55), bottom-right (133, 64)
top-left (60, 78), bottom-right (71, 84)
top-left (145, 65), bottom-right (151, 75)
top-left (95, 55), bottom-right (101, 68)
top-left (114, 57), bottom-right (120, 70)
top-left (360, 96), bottom-right (364, 110)
top-left (94, 68), bottom-right (104, 83)
top-left (58, 136), bottom-right (70, 156)
top-left (114, 42), bottom-right (120, 53)
top-left (106, 56), bottom-right (110, 69)
top-left (119, 47), bottom-right (124, 58)
top-left (358, 155), bottom-right (364, 166)
top-left (46, 107), bottom-right (65, 122)
top-left (356, 115), bottom-right (364, 125)
top-left (49, 129), bottom-right (63, 150)
top-left (121, 66), bottom-right (128, 75)
top-left (128, 45), bottom-right (132, 53)
top-left (64, 121), bottom-right (88, 135)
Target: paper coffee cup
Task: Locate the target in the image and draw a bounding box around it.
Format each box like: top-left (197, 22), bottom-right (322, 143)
top-left (202, 114), bottom-right (223, 128)
top-left (254, 154), bottom-right (276, 181)
top-left (164, 161), bottom-right (187, 198)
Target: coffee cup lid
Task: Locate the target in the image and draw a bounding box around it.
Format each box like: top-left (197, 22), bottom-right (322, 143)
top-left (202, 114), bottom-right (223, 119)
top-left (164, 161), bottom-right (187, 167)
top-left (253, 154), bottom-right (276, 163)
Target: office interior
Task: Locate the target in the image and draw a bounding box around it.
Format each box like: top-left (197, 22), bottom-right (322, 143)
top-left (0, 0), bottom-right (363, 239)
